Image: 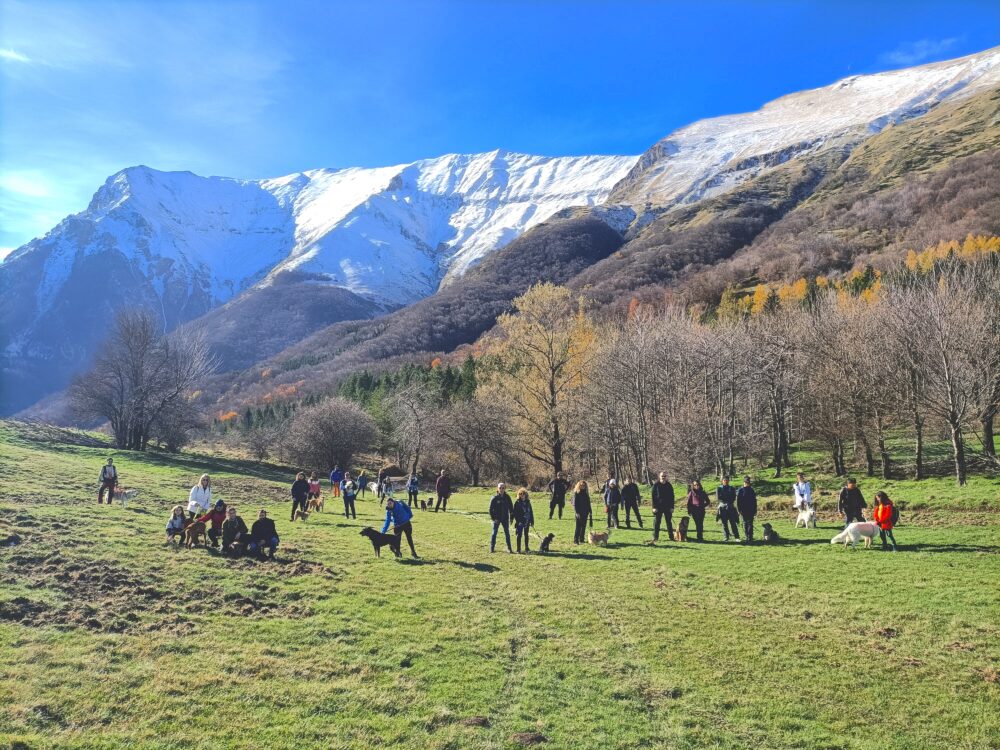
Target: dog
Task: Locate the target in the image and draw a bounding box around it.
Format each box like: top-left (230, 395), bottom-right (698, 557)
top-left (420, 498), bottom-right (429, 511)
top-left (182, 520), bottom-right (207, 548)
top-left (538, 533), bottom-right (555, 553)
top-left (293, 509), bottom-right (311, 522)
top-left (673, 516), bottom-right (690, 542)
top-left (113, 487), bottom-right (139, 509)
top-left (588, 529), bottom-right (610, 546)
top-left (831, 521), bottom-right (879, 549)
top-left (360, 527), bottom-right (402, 557)
top-left (794, 506), bottom-right (818, 528)
top-left (762, 522), bottom-right (780, 544)
top-left (307, 496), bottom-right (324, 512)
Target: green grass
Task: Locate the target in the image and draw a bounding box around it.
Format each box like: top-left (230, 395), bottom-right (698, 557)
top-left (1, 421), bottom-right (998, 749)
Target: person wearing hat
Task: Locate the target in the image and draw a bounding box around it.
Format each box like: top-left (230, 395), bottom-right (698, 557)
top-left (196, 499), bottom-right (228, 548)
top-left (488, 483), bottom-right (515, 553)
top-left (382, 496), bottom-right (418, 558)
top-left (98, 458), bottom-right (118, 505)
top-left (603, 478), bottom-right (621, 529)
top-left (187, 474), bottom-right (212, 520)
top-left (838, 478), bottom-right (867, 526)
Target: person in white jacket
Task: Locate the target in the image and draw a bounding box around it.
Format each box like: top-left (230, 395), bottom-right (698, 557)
top-left (792, 472), bottom-right (813, 510)
top-left (187, 474), bottom-right (212, 519)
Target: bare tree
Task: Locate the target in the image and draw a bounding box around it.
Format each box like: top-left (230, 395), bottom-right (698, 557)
top-left (388, 385), bottom-right (434, 475)
top-left (283, 397), bottom-right (376, 471)
top-left (436, 398), bottom-right (515, 485)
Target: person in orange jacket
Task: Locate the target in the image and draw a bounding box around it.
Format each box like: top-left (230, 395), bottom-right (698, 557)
top-left (872, 491), bottom-right (898, 552)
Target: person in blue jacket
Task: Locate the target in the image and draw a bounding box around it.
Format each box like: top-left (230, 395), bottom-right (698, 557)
top-left (381, 497), bottom-right (418, 558)
top-left (329, 465), bottom-right (344, 499)
top-left (406, 473), bottom-right (419, 505)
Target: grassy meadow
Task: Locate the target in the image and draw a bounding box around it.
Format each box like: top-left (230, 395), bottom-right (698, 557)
top-left (1, 420), bottom-right (998, 749)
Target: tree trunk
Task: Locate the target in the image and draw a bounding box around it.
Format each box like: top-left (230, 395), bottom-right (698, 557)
top-left (950, 420), bottom-right (967, 486)
top-left (913, 414), bottom-right (924, 480)
top-left (983, 408), bottom-right (997, 460)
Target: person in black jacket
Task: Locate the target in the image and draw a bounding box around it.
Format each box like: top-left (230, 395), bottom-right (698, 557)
top-left (248, 508), bottom-right (279, 561)
top-left (603, 478), bottom-right (621, 529)
top-left (547, 472), bottom-right (569, 520)
top-left (290, 472), bottom-right (310, 521)
top-left (513, 488), bottom-right (535, 553)
top-left (621, 478), bottom-right (644, 529)
top-left (736, 475), bottom-right (758, 542)
top-left (650, 472), bottom-right (675, 542)
top-left (838, 478), bottom-right (867, 526)
top-left (489, 483), bottom-right (515, 553)
top-left (572, 481), bottom-right (593, 544)
top-left (716, 476), bottom-right (740, 541)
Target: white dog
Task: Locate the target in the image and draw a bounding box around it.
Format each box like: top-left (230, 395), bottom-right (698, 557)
top-left (113, 487), bottom-right (139, 509)
top-left (795, 506), bottom-right (818, 528)
top-left (830, 522), bottom-right (879, 548)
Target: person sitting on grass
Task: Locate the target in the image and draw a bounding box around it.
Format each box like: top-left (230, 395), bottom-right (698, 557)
top-left (872, 491), bottom-right (899, 552)
top-left (489, 483), bottom-right (515, 553)
top-left (196, 499), bottom-right (228, 548)
top-left (166, 505), bottom-right (187, 544)
top-left (248, 508), bottom-right (279, 561)
top-left (221, 506), bottom-right (249, 558)
top-left (513, 488), bottom-right (535, 554)
top-left (382, 497), bottom-right (419, 558)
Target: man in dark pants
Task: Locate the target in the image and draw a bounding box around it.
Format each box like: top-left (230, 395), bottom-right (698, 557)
top-left (488, 483), bottom-right (515, 553)
top-left (382, 497), bottom-right (418, 558)
top-left (716, 476), bottom-right (740, 541)
top-left (341, 472), bottom-right (358, 519)
top-left (736, 475), bottom-right (758, 542)
top-left (435, 470), bottom-right (451, 512)
top-left (621, 478), bottom-right (643, 529)
top-left (248, 509), bottom-right (279, 561)
top-left (98, 458), bottom-right (118, 505)
top-left (651, 472), bottom-right (675, 542)
top-left (573, 482), bottom-right (593, 544)
top-left (547, 472), bottom-right (569, 520)
top-left (603, 478), bottom-right (621, 529)
top-left (290, 472), bottom-right (309, 521)
top-left (838, 478), bottom-right (867, 526)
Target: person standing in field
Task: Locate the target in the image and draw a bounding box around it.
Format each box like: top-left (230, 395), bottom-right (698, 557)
top-left (341, 472), bottom-right (358, 519)
top-left (187, 474), bottom-right (212, 520)
top-left (513, 488), bottom-right (535, 553)
top-left (872, 491), bottom-right (898, 551)
top-left (382, 497), bottom-right (419, 558)
top-left (406, 473), bottom-right (419, 506)
top-left (793, 472), bottom-right (812, 510)
top-left (838, 478), bottom-right (867, 526)
top-left (547, 471), bottom-right (569, 520)
top-left (603, 478), bottom-right (621, 529)
top-left (376, 468), bottom-right (389, 505)
top-left (307, 472), bottom-right (322, 508)
top-left (650, 472), bottom-right (675, 542)
top-left (435, 469), bottom-right (451, 513)
top-left (621, 477), bottom-right (644, 529)
top-left (98, 458), bottom-right (118, 505)
top-left (716, 475), bottom-right (740, 541)
top-left (489, 482), bottom-right (515, 553)
top-left (686, 480), bottom-right (710, 541)
top-left (572, 480), bottom-right (593, 544)
top-left (357, 470), bottom-right (369, 498)
top-left (329, 465), bottom-right (343, 498)
top-left (736, 475), bottom-right (758, 542)
top-left (290, 472), bottom-right (310, 521)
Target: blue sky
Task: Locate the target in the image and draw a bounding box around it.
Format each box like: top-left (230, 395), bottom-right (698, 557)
top-left (1, 0), bottom-right (998, 255)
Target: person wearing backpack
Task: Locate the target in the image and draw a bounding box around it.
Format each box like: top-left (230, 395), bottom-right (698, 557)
top-left (872, 491), bottom-right (898, 551)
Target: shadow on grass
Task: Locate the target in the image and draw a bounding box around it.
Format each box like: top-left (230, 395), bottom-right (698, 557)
top-left (537, 550), bottom-right (625, 561)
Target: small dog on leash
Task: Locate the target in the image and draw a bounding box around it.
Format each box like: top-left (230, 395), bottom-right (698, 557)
top-left (360, 527), bottom-right (402, 557)
top-left (588, 529), bottom-right (610, 546)
top-left (183, 520), bottom-right (207, 548)
top-left (538, 533), bottom-right (555, 553)
top-left (673, 516), bottom-right (690, 542)
top-left (762, 523), bottom-right (780, 543)
top-left (795, 506), bottom-right (817, 528)
top-left (113, 487), bottom-right (139, 509)
top-left (293, 509), bottom-right (311, 522)
top-left (307, 496), bottom-right (324, 512)
top-left (420, 498), bottom-right (430, 511)
top-left (831, 522), bottom-right (879, 549)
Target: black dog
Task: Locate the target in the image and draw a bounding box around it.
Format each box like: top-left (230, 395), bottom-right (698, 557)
top-left (762, 523), bottom-right (780, 544)
top-left (360, 527), bottom-right (402, 557)
top-left (538, 533), bottom-right (554, 553)
top-left (420, 498), bottom-right (428, 511)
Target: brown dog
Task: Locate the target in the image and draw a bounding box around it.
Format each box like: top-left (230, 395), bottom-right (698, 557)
top-left (293, 509), bottom-right (311, 522)
top-left (307, 497), bottom-right (324, 512)
top-left (183, 520), bottom-right (207, 548)
top-left (588, 529), bottom-right (610, 546)
top-left (673, 516), bottom-right (690, 542)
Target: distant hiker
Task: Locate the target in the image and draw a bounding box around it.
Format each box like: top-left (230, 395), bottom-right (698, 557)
top-left (651, 472), bottom-right (675, 542)
top-left (290, 472), bottom-right (310, 521)
top-left (547, 472), bottom-right (570, 520)
top-left (572, 481), bottom-right (593, 545)
top-left (197, 499), bottom-right (228, 548)
top-left (382, 497), bottom-right (418, 558)
top-left (686, 480), bottom-right (710, 541)
top-left (838, 478), bottom-right (867, 526)
top-left (716, 476), bottom-right (740, 541)
top-left (435, 470), bottom-right (451, 512)
top-left (187, 474), bottom-right (212, 520)
top-left (603, 478), bottom-right (621, 529)
top-left (377, 468), bottom-right (389, 504)
top-left (341, 472), bottom-right (358, 519)
top-left (308, 472), bottom-right (322, 504)
top-left (247, 508), bottom-right (279, 561)
top-left (872, 491), bottom-right (898, 551)
top-left (406, 473), bottom-right (419, 505)
top-left (488, 483), bottom-right (515, 553)
top-left (329, 466), bottom-right (344, 498)
top-left (513, 488), bottom-right (535, 553)
top-left (357, 471), bottom-right (369, 497)
top-left (221, 506), bottom-right (249, 558)
top-left (165, 505), bottom-right (186, 544)
top-left (737, 475), bottom-right (758, 542)
top-left (793, 472), bottom-right (813, 510)
top-left (98, 458), bottom-right (118, 505)
top-left (621, 478), bottom-right (643, 529)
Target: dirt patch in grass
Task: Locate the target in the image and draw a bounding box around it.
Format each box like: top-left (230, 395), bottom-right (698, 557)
top-left (511, 732), bottom-right (548, 746)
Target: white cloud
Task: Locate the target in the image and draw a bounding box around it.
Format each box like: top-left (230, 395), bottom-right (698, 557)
top-left (0, 48), bottom-right (31, 63)
top-left (0, 247), bottom-right (15, 262)
top-left (0, 172), bottom-right (51, 198)
top-left (879, 38), bottom-right (960, 67)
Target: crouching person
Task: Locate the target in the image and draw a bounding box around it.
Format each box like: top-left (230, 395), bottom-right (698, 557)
top-left (166, 505), bottom-right (186, 544)
top-left (197, 499), bottom-right (227, 548)
top-left (221, 506), bottom-right (249, 558)
top-left (382, 497), bottom-right (418, 558)
top-left (247, 508), bottom-right (279, 561)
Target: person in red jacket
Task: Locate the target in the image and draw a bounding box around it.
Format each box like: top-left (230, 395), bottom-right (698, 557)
top-left (872, 491), bottom-right (898, 551)
top-left (197, 499), bottom-right (228, 548)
